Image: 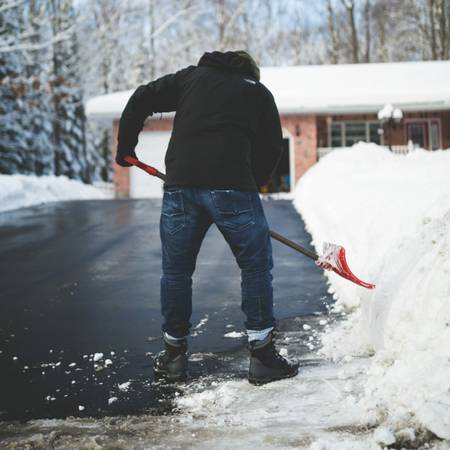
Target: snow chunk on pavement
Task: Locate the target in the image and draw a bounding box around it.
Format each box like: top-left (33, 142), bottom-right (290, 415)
top-left (93, 353), bottom-right (103, 362)
top-left (223, 331), bottom-right (245, 338)
top-left (108, 397), bottom-right (118, 405)
top-left (118, 381), bottom-right (131, 392)
top-left (193, 314), bottom-right (209, 330)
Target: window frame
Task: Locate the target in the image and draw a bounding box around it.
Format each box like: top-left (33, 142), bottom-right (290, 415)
top-left (327, 120), bottom-right (383, 148)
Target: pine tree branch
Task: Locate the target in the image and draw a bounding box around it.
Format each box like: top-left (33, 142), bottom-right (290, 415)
top-left (0, 0), bottom-right (22, 14)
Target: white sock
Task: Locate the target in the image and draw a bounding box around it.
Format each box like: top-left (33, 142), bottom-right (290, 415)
top-left (247, 326), bottom-right (274, 342)
top-left (164, 332), bottom-right (187, 342)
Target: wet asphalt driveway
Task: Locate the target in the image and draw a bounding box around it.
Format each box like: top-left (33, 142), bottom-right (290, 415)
top-left (0, 199), bottom-right (331, 421)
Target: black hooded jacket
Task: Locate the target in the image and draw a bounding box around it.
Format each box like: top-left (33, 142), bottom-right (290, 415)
top-left (116, 51), bottom-right (283, 191)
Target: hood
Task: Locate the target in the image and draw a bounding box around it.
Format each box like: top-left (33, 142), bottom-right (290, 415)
top-left (198, 51), bottom-right (260, 81)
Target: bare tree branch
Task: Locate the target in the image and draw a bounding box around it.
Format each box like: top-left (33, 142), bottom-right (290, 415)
top-left (0, 26), bottom-right (74, 53)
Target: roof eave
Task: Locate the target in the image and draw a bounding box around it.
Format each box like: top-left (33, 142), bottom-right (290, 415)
top-left (86, 101), bottom-right (450, 120)
top-left (279, 100), bottom-right (450, 116)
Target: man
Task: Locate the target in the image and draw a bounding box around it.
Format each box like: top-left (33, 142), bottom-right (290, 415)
top-left (116, 50), bottom-right (298, 385)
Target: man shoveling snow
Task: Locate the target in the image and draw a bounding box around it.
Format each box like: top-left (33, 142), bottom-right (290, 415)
top-left (116, 50), bottom-right (298, 385)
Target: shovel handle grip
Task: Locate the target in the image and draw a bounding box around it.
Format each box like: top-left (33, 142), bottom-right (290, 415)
top-left (124, 156), bottom-right (166, 182)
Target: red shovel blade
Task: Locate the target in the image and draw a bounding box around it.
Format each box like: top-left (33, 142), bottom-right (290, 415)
top-left (316, 242), bottom-right (376, 289)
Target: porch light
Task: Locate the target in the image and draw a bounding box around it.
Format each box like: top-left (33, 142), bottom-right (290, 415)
top-left (378, 104), bottom-right (403, 150)
top-left (377, 103), bottom-right (403, 124)
top-left (392, 107), bottom-right (403, 123)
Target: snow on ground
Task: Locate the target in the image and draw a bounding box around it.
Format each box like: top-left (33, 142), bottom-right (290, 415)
top-left (168, 143), bottom-right (450, 449)
top-left (295, 143), bottom-right (450, 442)
top-left (0, 174), bottom-right (108, 213)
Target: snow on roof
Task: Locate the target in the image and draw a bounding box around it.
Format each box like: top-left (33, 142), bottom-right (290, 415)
top-left (86, 60), bottom-right (450, 118)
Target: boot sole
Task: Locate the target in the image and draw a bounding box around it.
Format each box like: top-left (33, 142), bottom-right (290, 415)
top-left (248, 367), bottom-right (299, 386)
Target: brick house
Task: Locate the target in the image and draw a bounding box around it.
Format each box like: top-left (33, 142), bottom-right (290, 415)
top-left (86, 60), bottom-right (450, 198)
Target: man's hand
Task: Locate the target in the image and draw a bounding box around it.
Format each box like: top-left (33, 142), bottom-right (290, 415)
top-left (115, 151), bottom-right (137, 167)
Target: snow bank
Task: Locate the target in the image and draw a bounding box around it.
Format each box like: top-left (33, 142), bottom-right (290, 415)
top-left (295, 143), bottom-right (450, 439)
top-left (0, 174), bottom-right (107, 213)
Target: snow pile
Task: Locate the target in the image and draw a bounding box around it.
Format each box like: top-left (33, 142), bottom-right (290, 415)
top-left (0, 174), bottom-right (107, 213)
top-left (295, 143), bottom-right (450, 439)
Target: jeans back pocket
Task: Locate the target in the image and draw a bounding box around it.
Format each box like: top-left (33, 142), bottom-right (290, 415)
top-left (162, 190), bottom-right (185, 235)
top-left (211, 190), bottom-right (255, 232)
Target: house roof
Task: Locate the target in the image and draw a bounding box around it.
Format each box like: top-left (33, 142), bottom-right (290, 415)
top-left (86, 60), bottom-right (450, 118)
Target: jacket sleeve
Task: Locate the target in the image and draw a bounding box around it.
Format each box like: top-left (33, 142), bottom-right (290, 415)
top-left (251, 90), bottom-right (284, 188)
top-left (116, 67), bottom-right (192, 166)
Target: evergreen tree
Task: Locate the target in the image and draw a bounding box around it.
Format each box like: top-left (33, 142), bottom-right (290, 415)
top-left (49, 0), bottom-right (90, 182)
top-left (23, 0), bottom-right (54, 175)
top-left (0, 3), bottom-right (27, 174)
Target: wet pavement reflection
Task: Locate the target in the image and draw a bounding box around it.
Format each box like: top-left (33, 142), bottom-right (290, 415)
top-left (0, 199), bottom-right (331, 420)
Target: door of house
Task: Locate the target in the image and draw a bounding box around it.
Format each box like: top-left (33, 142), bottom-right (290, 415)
top-left (407, 122), bottom-right (428, 149)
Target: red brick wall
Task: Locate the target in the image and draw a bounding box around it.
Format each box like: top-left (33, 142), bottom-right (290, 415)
top-left (113, 115), bottom-right (319, 195)
top-left (441, 111), bottom-right (450, 149)
top-left (280, 115), bottom-right (318, 184)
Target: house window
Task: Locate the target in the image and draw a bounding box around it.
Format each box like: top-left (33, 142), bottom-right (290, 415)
top-left (369, 123), bottom-right (382, 144)
top-left (345, 123), bottom-right (367, 146)
top-left (329, 121), bottom-right (381, 147)
top-left (331, 123), bottom-right (343, 147)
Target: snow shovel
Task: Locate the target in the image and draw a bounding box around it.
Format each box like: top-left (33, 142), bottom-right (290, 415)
top-left (124, 156), bottom-right (376, 290)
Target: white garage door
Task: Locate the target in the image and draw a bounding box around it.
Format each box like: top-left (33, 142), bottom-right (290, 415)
top-left (130, 131), bottom-right (171, 198)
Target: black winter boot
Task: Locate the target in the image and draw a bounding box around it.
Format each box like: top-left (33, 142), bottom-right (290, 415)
top-left (153, 335), bottom-right (188, 382)
top-left (248, 332), bottom-right (299, 385)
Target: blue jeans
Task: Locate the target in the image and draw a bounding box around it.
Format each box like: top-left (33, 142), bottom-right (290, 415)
top-left (160, 186), bottom-right (275, 338)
